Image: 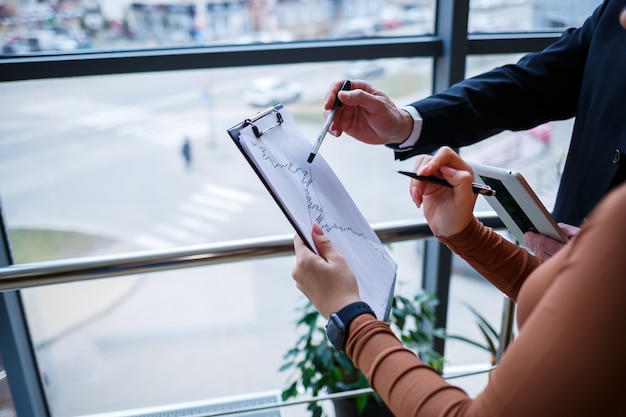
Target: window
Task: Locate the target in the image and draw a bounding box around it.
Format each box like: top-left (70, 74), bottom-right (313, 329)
top-left (468, 0), bottom-right (601, 33)
top-left (1, 0), bottom-right (574, 415)
top-left (2, 58), bottom-right (436, 416)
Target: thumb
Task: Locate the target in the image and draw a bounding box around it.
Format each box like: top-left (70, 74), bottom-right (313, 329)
top-left (311, 223), bottom-right (336, 260)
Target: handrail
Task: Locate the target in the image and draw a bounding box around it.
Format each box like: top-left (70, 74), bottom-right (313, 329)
top-left (77, 364), bottom-right (496, 417)
top-left (0, 213), bottom-right (502, 292)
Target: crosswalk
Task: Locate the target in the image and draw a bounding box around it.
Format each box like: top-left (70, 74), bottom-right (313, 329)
top-left (17, 94), bottom-right (210, 150)
top-left (133, 183), bottom-right (256, 249)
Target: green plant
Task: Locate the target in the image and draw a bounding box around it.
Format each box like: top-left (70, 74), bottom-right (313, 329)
top-left (279, 290), bottom-right (445, 417)
top-left (442, 303), bottom-right (506, 365)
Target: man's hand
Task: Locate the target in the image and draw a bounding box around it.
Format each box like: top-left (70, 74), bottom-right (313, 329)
top-left (324, 80), bottom-right (414, 145)
top-left (524, 223), bottom-right (581, 261)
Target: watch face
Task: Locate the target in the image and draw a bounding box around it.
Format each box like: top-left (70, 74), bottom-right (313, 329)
top-left (326, 313), bottom-right (345, 350)
top-left (326, 320), bottom-right (339, 342)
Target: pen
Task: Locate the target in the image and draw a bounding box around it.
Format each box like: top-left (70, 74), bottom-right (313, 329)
top-left (397, 170), bottom-right (497, 197)
top-left (307, 79), bottom-right (351, 163)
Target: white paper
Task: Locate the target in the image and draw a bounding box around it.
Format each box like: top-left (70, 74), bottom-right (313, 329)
top-left (236, 108), bottom-right (396, 320)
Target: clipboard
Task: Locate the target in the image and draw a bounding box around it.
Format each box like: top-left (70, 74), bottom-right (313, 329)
top-left (227, 105), bottom-right (312, 250)
top-left (227, 104), bottom-right (396, 321)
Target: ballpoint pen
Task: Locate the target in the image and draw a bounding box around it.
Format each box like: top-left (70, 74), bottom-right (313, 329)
top-left (307, 79), bottom-right (351, 163)
top-left (397, 170), bottom-right (497, 197)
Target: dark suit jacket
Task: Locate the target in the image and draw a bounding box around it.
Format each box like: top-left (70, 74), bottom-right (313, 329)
top-left (397, 0), bottom-right (626, 226)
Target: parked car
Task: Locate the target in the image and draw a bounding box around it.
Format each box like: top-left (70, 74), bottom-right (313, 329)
top-left (244, 77), bottom-right (302, 107)
top-left (344, 60), bottom-right (385, 80)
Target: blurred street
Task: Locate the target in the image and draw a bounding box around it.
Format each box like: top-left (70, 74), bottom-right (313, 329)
top-left (0, 17), bottom-right (574, 417)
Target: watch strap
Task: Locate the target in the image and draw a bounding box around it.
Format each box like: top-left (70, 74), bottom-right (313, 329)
top-left (326, 302), bottom-right (375, 351)
top-left (336, 301), bottom-right (376, 325)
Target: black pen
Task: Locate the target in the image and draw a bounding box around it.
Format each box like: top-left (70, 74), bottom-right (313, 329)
top-left (308, 80), bottom-right (351, 163)
top-left (397, 170), bottom-right (496, 197)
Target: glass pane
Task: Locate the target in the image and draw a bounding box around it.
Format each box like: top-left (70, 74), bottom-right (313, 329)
top-left (0, 352), bottom-right (17, 417)
top-left (1, 58), bottom-right (432, 415)
top-left (18, 240), bottom-right (435, 417)
top-left (442, 255), bottom-right (507, 396)
top-left (0, 59), bottom-right (432, 258)
top-left (468, 0), bottom-right (602, 33)
top-left (1, 1), bottom-right (435, 55)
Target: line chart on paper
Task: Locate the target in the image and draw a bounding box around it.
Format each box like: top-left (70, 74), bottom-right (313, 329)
top-left (233, 107), bottom-right (397, 320)
top-left (244, 138), bottom-right (391, 263)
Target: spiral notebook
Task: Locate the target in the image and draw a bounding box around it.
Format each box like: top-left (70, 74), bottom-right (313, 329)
top-left (227, 104), bottom-right (396, 320)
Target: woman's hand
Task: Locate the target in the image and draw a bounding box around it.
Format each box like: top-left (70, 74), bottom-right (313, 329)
top-left (408, 146), bottom-right (478, 237)
top-left (324, 79), bottom-right (414, 145)
top-left (292, 223), bottom-right (361, 318)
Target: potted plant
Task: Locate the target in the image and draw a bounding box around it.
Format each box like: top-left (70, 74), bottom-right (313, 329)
top-left (279, 289), bottom-right (445, 417)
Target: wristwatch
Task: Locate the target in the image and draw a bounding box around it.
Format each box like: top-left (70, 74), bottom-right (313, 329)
top-left (325, 301), bottom-right (376, 351)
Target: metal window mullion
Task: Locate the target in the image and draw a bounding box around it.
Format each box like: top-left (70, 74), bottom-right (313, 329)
top-left (0, 206), bottom-right (50, 417)
top-left (421, 0), bottom-right (471, 358)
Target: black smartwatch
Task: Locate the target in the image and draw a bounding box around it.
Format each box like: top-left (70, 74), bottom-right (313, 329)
top-left (325, 301), bottom-right (376, 351)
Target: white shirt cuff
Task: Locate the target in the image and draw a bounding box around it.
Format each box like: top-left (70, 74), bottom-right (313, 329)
top-left (396, 106), bottom-right (423, 149)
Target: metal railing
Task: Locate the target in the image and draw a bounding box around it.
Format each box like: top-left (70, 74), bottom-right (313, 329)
top-left (0, 214), bottom-right (502, 292)
top-left (0, 213), bottom-right (504, 417)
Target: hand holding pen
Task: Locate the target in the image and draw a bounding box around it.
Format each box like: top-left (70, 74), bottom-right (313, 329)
top-left (405, 146), bottom-right (484, 238)
top-left (308, 80), bottom-right (351, 163)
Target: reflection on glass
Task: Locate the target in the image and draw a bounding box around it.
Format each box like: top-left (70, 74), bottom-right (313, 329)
top-left (1, 59), bottom-right (432, 415)
top-left (0, 352), bottom-right (17, 417)
top-left (0, 0), bottom-right (436, 55)
top-left (468, 0), bottom-right (600, 33)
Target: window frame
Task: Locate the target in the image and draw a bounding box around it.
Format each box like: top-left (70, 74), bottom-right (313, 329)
top-left (0, 0), bottom-right (563, 413)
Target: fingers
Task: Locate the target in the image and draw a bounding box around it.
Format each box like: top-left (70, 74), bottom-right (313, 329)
top-left (557, 223), bottom-right (580, 240)
top-left (408, 147), bottom-right (475, 204)
top-left (324, 79), bottom-right (375, 109)
top-left (292, 223), bottom-right (336, 265)
top-left (417, 146), bottom-right (473, 176)
top-left (523, 224), bottom-right (579, 261)
top-left (293, 233), bottom-right (309, 261)
top-left (291, 224), bottom-right (360, 318)
top-left (524, 231), bottom-right (566, 261)
top-left (310, 223), bottom-right (334, 259)
top-left (325, 80), bottom-right (379, 137)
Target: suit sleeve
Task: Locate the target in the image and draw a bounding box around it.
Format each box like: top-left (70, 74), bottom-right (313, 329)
top-left (393, 0), bottom-right (608, 159)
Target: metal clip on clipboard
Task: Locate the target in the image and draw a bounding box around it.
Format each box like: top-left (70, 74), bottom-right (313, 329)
top-left (244, 106), bottom-right (284, 138)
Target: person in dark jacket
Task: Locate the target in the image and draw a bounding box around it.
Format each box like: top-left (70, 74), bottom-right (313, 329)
top-left (323, 0), bottom-right (626, 259)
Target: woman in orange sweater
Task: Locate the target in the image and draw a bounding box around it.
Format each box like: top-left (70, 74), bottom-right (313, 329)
top-left (291, 146), bottom-right (626, 416)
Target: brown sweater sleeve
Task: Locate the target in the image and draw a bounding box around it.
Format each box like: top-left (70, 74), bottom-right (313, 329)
top-left (346, 184), bottom-right (626, 417)
top-left (437, 217), bottom-right (540, 301)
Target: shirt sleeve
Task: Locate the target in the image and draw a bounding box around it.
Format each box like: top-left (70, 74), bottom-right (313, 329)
top-left (437, 217), bottom-right (540, 301)
top-left (385, 106), bottom-right (423, 151)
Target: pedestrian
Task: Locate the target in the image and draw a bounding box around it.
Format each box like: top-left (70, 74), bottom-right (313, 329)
top-left (181, 136), bottom-right (192, 171)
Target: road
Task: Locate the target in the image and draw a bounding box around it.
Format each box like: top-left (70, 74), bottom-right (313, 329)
top-left (0, 61), bottom-right (426, 248)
